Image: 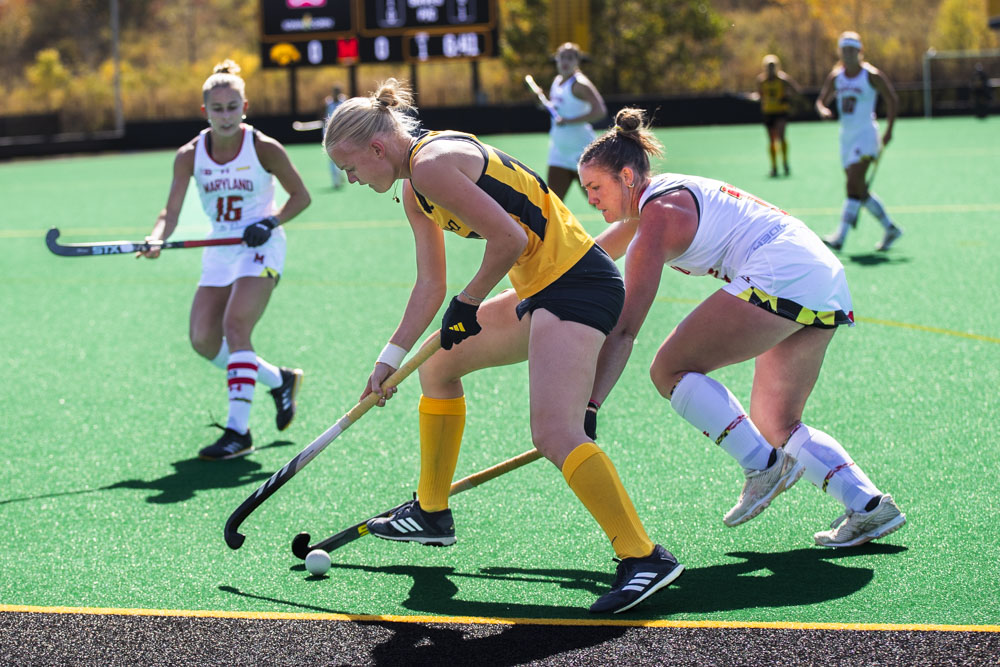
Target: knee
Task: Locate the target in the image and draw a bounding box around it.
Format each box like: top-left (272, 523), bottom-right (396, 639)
top-left (649, 362), bottom-right (684, 400)
top-left (189, 328), bottom-right (218, 360)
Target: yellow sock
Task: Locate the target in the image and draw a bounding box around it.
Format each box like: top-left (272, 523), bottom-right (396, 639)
top-left (561, 442), bottom-right (654, 560)
top-left (417, 395), bottom-right (466, 512)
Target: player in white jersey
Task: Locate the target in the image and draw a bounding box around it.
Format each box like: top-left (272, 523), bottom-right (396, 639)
top-left (816, 32), bottom-right (903, 253)
top-left (139, 60), bottom-right (312, 460)
top-left (533, 42), bottom-right (607, 202)
top-left (577, 108), bottom-right (905, 549)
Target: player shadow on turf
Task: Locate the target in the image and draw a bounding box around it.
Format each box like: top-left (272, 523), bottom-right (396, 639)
top-left (319, 544), bottom-right (905, 619)
top-left (218, 583), bottom-right (629, 666)
top-left (635, 544), bottom-right (908, 616)
top-left (846, 252), bottom-right (910, 266)
top-left (105, 440), bottom-right (296, 504)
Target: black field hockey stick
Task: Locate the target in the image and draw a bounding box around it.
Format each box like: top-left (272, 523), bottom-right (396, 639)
top-left (224, 333), bottom-right (443, 550)
top-left (291, 448), bottom-right (544, 559)
top-left (46, 227), bottom-right (242, 257)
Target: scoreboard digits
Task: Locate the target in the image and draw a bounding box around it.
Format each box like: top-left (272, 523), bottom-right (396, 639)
top-left (260, 0), bottom-right (497, 67)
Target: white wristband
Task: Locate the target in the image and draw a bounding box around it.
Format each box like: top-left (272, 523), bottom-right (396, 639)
top-left (376, 342), bottom-right (408, 369)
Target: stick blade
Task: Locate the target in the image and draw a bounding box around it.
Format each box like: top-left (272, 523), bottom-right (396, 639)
top-left (45, 228), bottom-right (85, 256)
top-left (291, 532), bottom-right (312, 559)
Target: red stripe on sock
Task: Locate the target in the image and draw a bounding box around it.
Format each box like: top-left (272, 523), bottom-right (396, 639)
top-left (228, 377), bottom-right (257, 388)
top-left (228, 362), bottom-right (258, 371)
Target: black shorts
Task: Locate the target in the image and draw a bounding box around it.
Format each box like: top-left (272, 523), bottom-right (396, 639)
top-left (763, 112), bottom-right (788, 129)
top-left (515, 244), bottom-right (624, 335)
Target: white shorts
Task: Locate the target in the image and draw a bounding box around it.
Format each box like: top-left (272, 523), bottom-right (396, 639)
top-left (548, 124), bottom-right (595, 170)
top-left (839, 121), bottom-right (880, 169)
top-left (722, 222), bottom-right (854, 328)
top-left (198, 224), bottom-right (286, 287)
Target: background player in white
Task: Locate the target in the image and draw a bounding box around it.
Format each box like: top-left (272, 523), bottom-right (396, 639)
top-left (578, 107), bottom-right (906, 548)
top-left (534, 42), bottom-right (607, 202)
top-left (815, 31), bottom-right (902, 253)
top-left (139, 60), bottom-right (311, 460)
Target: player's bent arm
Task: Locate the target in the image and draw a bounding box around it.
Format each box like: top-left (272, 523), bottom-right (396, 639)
top-left (361, 186), bottom-right (448, 404)
top-left (590, 215), bottom-right (669, 404)
top-left (570, 76), bottom-right (607, 124)
top-left (593, 217), bottom-right (639, 261)
top-left (142, 142), bottom-right (195, 258)
top-left (410, 147), bottom-right (527, 302)
top-left (815, 71), bottom-right (837, 118)
top-left (256, 135), bottom-right (311, 223)
top-left (870, 68), bottom-right (898, 142)
top-left (389, 183), bottom-right (450, 350)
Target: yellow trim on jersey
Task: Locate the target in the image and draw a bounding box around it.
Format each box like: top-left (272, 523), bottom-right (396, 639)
top-left (760, 78), bottom-right (790, 114)
top-left (408, 131), bottom-right (594, 298)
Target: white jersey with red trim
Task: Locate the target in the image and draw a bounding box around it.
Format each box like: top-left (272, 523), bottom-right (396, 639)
top-left (834, 63), bottom-right (880, 135)
top-left (638, 173), bottom-right (800, 283)
top-left (547, 73), bottom-right (596, 169)
top-left (193, 125), bottom-right (276, 237)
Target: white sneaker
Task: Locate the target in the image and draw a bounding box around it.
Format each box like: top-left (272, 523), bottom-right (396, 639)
top-left (822, 234), bottom-right (844, 252)
top-left (814, 494), bottom-right (906, 548)
top-left (875, 225), bottom-right (903, 252)
top-left (723, 449), bottom-right (805, 527)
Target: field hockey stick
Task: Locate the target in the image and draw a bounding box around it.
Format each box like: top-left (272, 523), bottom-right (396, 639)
top-left (291, 448), bottom-right (544, 558)
top-left (224, 333), bottom-right (442, 550)
top-left (865, 149), bottom-right (883, 189)
top-left (46, 228), bottom-right (241, 257)
top-left (292, 120), bottom-right (324, 132)
top-left (524, 75), bottom-right (558, 120)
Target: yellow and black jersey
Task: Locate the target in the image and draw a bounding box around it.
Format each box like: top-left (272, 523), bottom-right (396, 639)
top-left (760, 77), bottom-right (791, 114)
top-left (407, 130), bottom-right (594, 298)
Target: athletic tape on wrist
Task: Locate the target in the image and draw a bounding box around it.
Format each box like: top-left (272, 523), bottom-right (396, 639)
top-left (376, 342), bottom-right (408, 369)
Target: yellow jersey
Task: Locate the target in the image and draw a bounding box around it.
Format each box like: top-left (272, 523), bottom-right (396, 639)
top-left (408, 131), bottom-right (594, 298)
top-left (760, 77), bottom-right (790, 114)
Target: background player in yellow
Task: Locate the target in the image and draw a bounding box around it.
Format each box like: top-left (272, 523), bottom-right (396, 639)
top-left (756, 54), bottom-right (803, 177)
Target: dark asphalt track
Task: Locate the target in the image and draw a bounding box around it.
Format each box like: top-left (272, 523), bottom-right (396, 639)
top-left (2, 611), bottom-right (998, 665)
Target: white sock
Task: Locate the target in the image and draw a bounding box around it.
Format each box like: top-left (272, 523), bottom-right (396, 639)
top-left (211, 339), bottom-right (281, 388)
top-left (785, 423), bottom-right (881, 512)
top-left (670, 373), bottom-right (775, 470)
top-left (863, 193), bottom-right (894, 229)
top-left (226, 350), bottom-right (258, 434)
top-left (838, 198), bottom-right (862, 238)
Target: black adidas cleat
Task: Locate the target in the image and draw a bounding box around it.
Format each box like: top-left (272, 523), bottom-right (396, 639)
top-left (589, 544), bottom-right (684, 614)
top-left (199, 426), bottom-right (253, 460)
top-left (366, 497), bottom-right (456, 547)
top-left (270, 367), bottom-right (303, 431)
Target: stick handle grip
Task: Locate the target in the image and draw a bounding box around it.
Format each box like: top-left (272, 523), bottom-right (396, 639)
top-left (344, 333), bottom-right (442, 424)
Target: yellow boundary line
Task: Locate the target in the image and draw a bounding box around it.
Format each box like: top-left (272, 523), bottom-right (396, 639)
top-left (2, 604), bottom-right (998, 633)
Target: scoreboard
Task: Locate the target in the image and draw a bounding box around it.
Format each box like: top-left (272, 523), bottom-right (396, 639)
top-left (260, 0), bottom-right (498, 67)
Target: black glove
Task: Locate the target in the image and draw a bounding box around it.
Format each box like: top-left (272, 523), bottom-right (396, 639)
top-left (584, 400), bottom-right (600, 440)
top-left (440, 296), bottom-right (482, 350)
top-left (242, 216), bottom-right (278, 247)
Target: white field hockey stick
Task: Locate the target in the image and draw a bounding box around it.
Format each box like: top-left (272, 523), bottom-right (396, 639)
top-left (291, 448), bottom-right (544, 558)
top-left (292, 120), bottom-right (324, 132)
top-left (524, 75), bottom-right (558, 120)
top-left (224, 333), bottom-right (442, 549)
